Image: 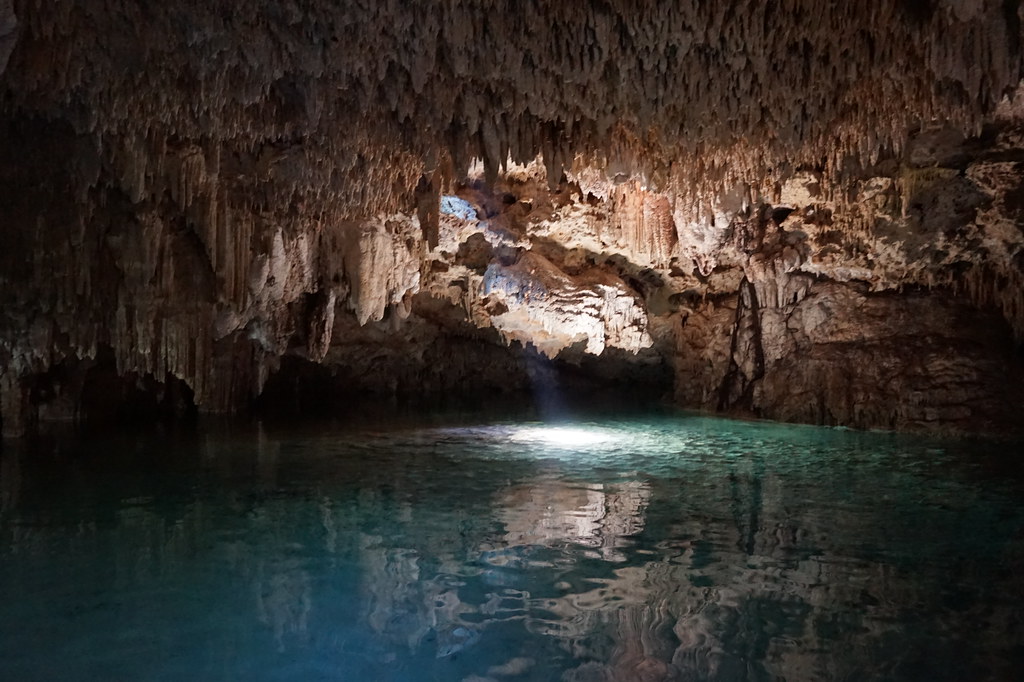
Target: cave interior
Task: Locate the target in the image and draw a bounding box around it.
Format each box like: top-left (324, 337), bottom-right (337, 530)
top-left (1, 0), bottom-right (1024, 435)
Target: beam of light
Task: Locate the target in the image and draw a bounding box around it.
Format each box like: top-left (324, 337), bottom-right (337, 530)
top-left (509, 426), bottom-right (617, 447)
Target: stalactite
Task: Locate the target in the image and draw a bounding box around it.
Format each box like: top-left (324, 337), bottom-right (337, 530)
top-left (342, 215), bottom-right (423, 326)
top-left (0, 0), bottom-right (1022, 432)
top-left (3, 0), bottom-right (1020, 209)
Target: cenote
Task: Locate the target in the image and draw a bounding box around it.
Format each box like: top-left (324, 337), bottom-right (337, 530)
top-left (5, 3), bottom-right (1024, 680)
top-left (1, 409), bottom-right (1021, 682)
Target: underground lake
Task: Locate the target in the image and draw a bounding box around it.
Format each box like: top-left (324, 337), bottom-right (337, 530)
top-left (1, 409), bottom-right (1021, 681)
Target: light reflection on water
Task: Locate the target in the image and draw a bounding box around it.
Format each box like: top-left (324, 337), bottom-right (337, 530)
top-left (0, 413), bottom-right (1022, 681)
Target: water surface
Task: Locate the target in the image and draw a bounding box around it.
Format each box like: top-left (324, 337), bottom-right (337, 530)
top-left (1, 412), bottom-right (1022, 681)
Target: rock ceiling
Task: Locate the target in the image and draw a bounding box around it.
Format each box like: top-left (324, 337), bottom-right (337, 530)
top-left (1, 0), bottom-right (1023, 435)
top-left (4, 0), bottom-right (1022, 204)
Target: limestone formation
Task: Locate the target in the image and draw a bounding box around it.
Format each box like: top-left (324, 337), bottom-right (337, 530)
top-left (1, 1), bottom-right (1023, 434)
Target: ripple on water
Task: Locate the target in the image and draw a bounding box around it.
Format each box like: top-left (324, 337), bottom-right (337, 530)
top-left (0, 412), bottom-right (1022, 681)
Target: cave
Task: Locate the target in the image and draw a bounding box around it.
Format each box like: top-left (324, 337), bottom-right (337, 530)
top-left (0, 1), bottom-right (1023, 679)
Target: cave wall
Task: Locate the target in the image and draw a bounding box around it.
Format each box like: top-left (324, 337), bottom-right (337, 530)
top-left (4, 122), bottom-right (1022, 435)
top-left (1, 1), bottom-right (1023, 435)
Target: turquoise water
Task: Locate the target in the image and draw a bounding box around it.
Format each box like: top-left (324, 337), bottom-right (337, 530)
top-left (1, 412), bottom-right (1022, 681)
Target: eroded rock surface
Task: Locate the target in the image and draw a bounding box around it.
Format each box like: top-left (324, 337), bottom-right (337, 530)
top-left (1, 2), bottom-right (1023, 434)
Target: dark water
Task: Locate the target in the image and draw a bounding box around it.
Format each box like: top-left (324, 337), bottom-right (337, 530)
top-left (1, 412), bottom-right (1022, 681)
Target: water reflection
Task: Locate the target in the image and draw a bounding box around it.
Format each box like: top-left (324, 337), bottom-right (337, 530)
top-left (0, 417), bottom-right (1022, 681)
top-left (497, 478), bottom-right (649, 559)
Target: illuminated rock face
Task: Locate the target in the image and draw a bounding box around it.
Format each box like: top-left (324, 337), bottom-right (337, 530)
top-left (0, 2), bottom-right (1023, 434)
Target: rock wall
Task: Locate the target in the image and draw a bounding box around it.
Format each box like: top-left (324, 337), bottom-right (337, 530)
top-left (681, 282), bottom-right (1020, 432)
top-left (1, 1), bottom-right (1023, 435)
top-left (2, 118), bottom-right (1023, 435)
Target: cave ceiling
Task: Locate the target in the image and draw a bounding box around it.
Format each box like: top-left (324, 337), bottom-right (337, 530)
top-left (2, 0), bottom-right (1021, 205)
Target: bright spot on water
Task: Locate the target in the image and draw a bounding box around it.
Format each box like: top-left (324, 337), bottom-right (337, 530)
top-left (508, 425), bottom-right (618, 447)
